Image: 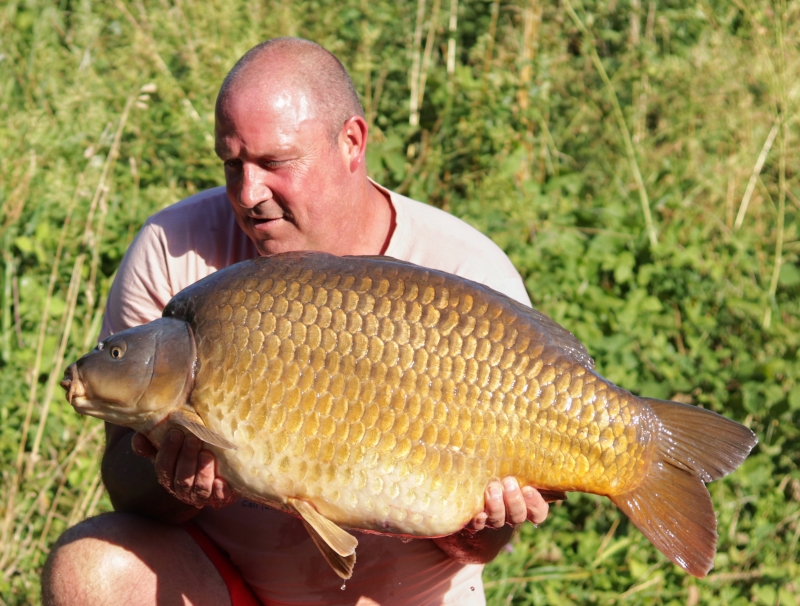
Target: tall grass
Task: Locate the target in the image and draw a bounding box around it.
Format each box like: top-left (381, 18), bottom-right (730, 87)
top-left (1, 0), bottom-right (798, 604)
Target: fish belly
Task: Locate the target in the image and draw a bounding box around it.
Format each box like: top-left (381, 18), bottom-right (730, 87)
top-left (167, 253), bottom-right (654, 537)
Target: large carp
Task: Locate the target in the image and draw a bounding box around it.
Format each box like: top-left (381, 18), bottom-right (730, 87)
top-left (62, 252), bottom-right (756, 579)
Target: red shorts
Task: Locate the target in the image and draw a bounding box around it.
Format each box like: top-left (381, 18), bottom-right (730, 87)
top-left (183, 522), bottom-right (262, 606)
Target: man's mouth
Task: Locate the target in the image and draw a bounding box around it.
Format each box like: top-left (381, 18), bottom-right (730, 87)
top-left (250, 217), bottom-right (284, 232)
top-left (248, 209), bottom-right (293, 231)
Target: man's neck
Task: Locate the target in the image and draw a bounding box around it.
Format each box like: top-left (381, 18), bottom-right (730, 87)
top-left (339, 179), bottom-right (395, 256)
top-left (371, 182), bottom-right (396, 255)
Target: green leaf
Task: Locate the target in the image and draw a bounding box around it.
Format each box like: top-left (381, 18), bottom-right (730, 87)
top-left (788, 386), bottom-right (800, 411)
top-left (779, 263), bottom-right (800, 287)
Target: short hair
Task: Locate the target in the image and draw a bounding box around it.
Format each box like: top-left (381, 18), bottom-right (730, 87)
top-left (217, 38), bottom-right (364, 141)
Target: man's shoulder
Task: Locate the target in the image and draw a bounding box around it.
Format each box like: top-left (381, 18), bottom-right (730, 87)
top-left (144, 186), bottom-right (232, 232)
top-left (384, 188), bottom-right (531, 306)
top-left (395, 194), bottom-right (498, 248)
top-left (139, 186), bottom-right (256, 268)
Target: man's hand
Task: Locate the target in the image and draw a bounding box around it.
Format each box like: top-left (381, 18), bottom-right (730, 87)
top-left (433, 478), bottom-right (548, 564)
top-left (131, 430), bottom-right (237, 509)
top-left (467, 476), bottom-right (548, 531)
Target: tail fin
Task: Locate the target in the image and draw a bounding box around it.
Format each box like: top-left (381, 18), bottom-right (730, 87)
top-left (609, 398), bottom-right (757, 578)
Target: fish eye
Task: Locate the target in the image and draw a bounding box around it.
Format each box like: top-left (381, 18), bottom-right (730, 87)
top-left (110, 346), bottom-right (125, 359)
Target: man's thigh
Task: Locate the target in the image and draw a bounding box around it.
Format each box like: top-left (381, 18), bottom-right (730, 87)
top-left (42, 512), bottom-right (234, 606)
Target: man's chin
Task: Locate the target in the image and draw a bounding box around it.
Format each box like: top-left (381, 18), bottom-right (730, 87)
top-left (253, 237), bottom-right (308, 258)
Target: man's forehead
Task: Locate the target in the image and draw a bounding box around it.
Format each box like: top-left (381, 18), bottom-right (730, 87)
top-left (214, 91), bottom-right (328, 158)
top-left (218, 78), bottom-right (318, 125)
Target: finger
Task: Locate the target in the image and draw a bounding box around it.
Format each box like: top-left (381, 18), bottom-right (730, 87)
top-left (522, 486), bottom-right (549, 525)
top-left (193, 450), bottom-right (215, 502)
top-left (131, 433), bottom-right (157, 459)
top-left (212, 478), bottom-right (237, 508)
top-left (502, 477), bottom-right (528, 525)
top-left (466, 512), bottom-right (488, 532)
top-left (172, 434), bottom-right (203, 499)
top-left (154, 429), bottom-right (184, 488)
top-left (484, 480), bottom-right (506, 528)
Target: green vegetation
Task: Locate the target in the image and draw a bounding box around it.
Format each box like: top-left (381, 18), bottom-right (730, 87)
top-left (1, 0), bottom-right (798, 603)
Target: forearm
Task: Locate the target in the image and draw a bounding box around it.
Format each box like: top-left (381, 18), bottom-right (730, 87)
top-left (433, 524), bottom-right (518, 564)
top-left (101, 423), bottom-right (200, 525)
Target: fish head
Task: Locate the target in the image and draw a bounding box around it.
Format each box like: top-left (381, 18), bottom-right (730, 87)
top-left (61, 318), bottom-right (196, 429)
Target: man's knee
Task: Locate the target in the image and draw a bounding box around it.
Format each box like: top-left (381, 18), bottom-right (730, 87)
top-left (43, 513), bottom-right (153, 606)
top-left (42, 513), bottom-right (231, 606)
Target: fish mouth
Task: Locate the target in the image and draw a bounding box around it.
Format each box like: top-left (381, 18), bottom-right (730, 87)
top-left (61, 365), bottom-right (88, 408)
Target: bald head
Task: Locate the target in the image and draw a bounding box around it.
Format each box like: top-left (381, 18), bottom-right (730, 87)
top-left (217, 38), bottom-right (364, 141)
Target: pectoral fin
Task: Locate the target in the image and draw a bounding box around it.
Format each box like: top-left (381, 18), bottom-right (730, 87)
top-left (170, 408), bottom-right (237, 450)
top-left (288, 497), bottom-right (358, 579)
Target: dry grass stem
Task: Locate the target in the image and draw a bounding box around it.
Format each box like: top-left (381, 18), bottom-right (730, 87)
top-left (705, 568), bottom-right (764, 583)
top-left (0, 151), bottom-right (36, 242)
top-left (612, 575), bottom-right (663, 602)
top-left (563, 0), bottom-right (658, 249)
top-left (483, 570), bottom-right (591, 588)
top-left (25, 253), bottom-right (85, 476)
top-left (446, 0), bottom-right (458, 76)
top-left (416, 0), bottom-right (441, 124)
top-left (592, 517), bottom-right (621, 564)
top-left (763, 120), bottom-right (788, 329)
top-left (734, 119), bottom-right (779, 231)
top-left (409, 0), bottom-right (426, 127)
top-left (82, 96), bottom-right (134, 349)
top-left (113, 0), bottom-right (201, 122)
top-left (0, 173), bottom-right (82, 564)
top-left (35, 420), bottom-right (100, 555)
top-left (481, 0), bottom-right (500, 88)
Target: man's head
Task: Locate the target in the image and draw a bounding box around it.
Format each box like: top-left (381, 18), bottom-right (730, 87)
top-left (218, 38), bottom-right (364, 142)
top-left (215, 38), bottom-right (390, 257)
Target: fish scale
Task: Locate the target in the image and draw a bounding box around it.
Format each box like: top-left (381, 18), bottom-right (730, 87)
top-left (166, 254), bottom-right (649, 535)
top-left (63, 251), bottom-right (757, 579)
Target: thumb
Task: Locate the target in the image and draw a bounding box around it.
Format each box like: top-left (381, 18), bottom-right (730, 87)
top-left (131, 432), bottom-right (158, 459)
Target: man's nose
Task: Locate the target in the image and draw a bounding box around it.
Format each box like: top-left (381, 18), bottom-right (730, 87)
top-left (239, 164), bottom-right (272, 208)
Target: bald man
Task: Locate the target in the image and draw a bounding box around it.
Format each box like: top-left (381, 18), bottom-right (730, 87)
top-left (43, 38), bottom-right (548, 606)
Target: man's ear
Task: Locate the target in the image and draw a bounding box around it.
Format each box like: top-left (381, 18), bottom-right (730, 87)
top-left (339, 116), bottom-right (369, 172)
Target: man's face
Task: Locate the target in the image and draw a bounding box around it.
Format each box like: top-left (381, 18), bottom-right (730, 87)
top-left (214, 82), bottom-right (356, 256)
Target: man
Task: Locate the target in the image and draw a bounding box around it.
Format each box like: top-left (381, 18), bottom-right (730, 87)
top-left (43, 38), bottom-right (548, 605)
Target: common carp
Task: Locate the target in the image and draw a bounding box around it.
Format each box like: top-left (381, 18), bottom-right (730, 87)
top-left (61, 252), bottom-right (756, 579)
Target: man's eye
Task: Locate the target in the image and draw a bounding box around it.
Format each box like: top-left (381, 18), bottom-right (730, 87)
top-left (224, 160), bottom-right (241, 169)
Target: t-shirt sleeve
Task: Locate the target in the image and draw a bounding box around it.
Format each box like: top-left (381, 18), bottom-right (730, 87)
top-left (99, 222), bottom-right (174, 340)
top-left (489, 275), bottom-right (532, 307)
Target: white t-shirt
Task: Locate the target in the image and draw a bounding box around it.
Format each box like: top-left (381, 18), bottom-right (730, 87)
top-left (101, 182), bottom-right (531, 606)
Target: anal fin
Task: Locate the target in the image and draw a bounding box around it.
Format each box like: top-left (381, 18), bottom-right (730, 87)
top-left (170, 408), bottom-right (237, 450)
top-left (288, 497), bottom-right (358, 579)
top-left (301, 519), bottom-right (357, 580)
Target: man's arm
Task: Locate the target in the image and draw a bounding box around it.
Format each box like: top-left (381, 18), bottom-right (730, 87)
top-left (99, 219), bottom-right (238, 522)
top-left (101, 423), bottom-right (236, 524)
